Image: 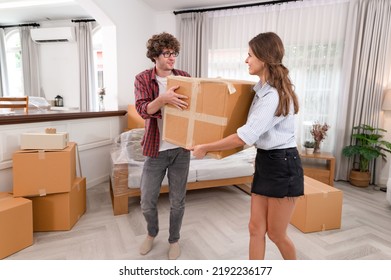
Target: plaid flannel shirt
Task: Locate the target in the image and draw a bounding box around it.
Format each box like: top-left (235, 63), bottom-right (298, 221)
top-left (134, 67), bottom-right (190, 157)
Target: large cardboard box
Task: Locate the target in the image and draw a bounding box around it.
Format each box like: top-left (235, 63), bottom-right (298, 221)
top-left (12, 142), bottom-right (77, 197)
top-left (0, 192), bottom-right (33, 259)
top-left (290, 176), bottom-right (343, 233)
top-left (21, 131), bottom-right (69, 150)
top-left (163, 76), bottom-right (255, 159)
top-left (30, 177), bottom-right (86, 231)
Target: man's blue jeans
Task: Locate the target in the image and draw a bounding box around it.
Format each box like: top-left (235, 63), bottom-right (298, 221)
top-left (140, 147), bottom-right (190, 243)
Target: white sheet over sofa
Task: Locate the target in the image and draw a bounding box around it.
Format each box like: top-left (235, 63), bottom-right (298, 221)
top-left (126, 146), bottom-right (256, 188)
top-left (111, 128), bottom-right (256, 189)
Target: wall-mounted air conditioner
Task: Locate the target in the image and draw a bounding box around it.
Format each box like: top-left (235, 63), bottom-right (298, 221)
top-left (30, 27), bottom-right (76, 43)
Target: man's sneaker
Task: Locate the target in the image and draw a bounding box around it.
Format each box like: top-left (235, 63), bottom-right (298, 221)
top-left (139, 236), bottom-right (154, 255)
top-left (168, 242), bottom-right (180, 260)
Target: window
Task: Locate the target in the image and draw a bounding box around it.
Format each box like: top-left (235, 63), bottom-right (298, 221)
top-left (5, 30), bottom-right (23, 96)
top-left (208, 43), bottom-right (341, 152)
top-left (203, 1), bottom-right (349, 153)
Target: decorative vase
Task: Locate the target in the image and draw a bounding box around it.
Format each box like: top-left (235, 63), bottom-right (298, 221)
top-left (314, 141), bottom-right (321, 153)
top-left (99, 95), bottom-right (105, 111)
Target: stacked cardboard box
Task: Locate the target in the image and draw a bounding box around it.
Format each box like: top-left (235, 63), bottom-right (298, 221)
top-left (31, 177), bottom-right (86, 231)
top-left (13, 142), bottom-right (77, 197)
top-left (12, 142), bottom-right (86, 232)
top-left (290, 176), bottom-right (343, 233)
top-left (163, 76), bottom-right (256, 159)
top-left (0, 192), bottom-right (33, 259)
top-left (20, 131), bottom-right (69, 150)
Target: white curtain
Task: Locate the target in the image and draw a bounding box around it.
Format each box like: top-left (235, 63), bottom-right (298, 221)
top-left (20, 26), bottom-right (41, 97)
top-left (205, 0), bottom-right (352, 153)
top-left (76, 22), bottom-right (95, 111)
top-left (336, 0), bottom-right (391, 183)
top-left (0, 28), bottom-right (9, 97)
top-left (176, 12), bottom-right (209, 77)
top-left (176, 0), bottom-right (391, 184)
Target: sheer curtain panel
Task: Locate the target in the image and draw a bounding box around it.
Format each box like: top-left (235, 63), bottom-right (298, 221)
top-left (205, 0), bottom-right (351, 153)
top-left (0, 28), bottom-right (8, 97)
top-left (76, 22), bottom-right (95, 111)
top-left (176, 0), bottom-right (391, 183)
top-left (20, 26), bottom-right (41, 97)
top-left (335, 0), bottom-right (391, 183)
top-left (176, 12), bottom-right (209, 77)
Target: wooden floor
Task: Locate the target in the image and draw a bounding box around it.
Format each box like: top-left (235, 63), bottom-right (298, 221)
top-left (5, 180), bottom-right (391, 260)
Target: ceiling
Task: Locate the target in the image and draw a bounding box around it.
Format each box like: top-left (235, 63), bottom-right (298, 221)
top-left (0, 0), bottom-right (266, 25)
top-left (0, 0), bottom-right (89, 25)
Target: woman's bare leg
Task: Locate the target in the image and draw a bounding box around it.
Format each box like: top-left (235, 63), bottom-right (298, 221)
top-left (266, 197), bottom-right (297, 260)
top-left (248, 194), bottom-right (268, 260)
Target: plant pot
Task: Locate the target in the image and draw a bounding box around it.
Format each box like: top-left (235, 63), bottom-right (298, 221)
top-left (305, 148), bottom-right (314, 154)
top-left (349, 169), bottom-right (370, 187)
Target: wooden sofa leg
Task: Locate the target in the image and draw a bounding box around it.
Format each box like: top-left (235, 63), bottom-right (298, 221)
top-left (235, 184), bottom-right (251, 195)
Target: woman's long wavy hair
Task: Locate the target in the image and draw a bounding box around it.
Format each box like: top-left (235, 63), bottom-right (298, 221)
top-left (249, 32), bottom-right (299, 116)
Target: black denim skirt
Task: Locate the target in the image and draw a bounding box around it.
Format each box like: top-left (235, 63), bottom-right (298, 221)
top-left (252, 147), bottom-right (304, 198)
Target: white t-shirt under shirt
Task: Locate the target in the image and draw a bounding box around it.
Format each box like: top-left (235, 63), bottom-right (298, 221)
top-left (155, 75), bottom-right (180, 152)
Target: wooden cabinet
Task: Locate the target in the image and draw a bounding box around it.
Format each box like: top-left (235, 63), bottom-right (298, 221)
top-left (299, 152), bottom-right (335, 186)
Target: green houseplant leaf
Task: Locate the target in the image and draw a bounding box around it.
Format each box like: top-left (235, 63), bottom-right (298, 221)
top-left (342, 124), bottom-right (391, 172)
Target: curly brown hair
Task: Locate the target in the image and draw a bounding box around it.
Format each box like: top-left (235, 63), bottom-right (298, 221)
top-left (146, 32), bottom-right (180, 63)
top-left (249, 32), bottom-right (299, 116)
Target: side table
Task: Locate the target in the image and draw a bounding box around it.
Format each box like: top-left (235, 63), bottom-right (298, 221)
top-left (299, 152), bottom-right (335, 186)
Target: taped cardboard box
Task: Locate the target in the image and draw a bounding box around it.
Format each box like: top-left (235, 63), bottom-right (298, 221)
top-left (12, 142), bottom-right (76, 197)
top-left (0, 192), bottom-right (33, 259)
top-left (21, 131), bottom-right (69, 150)
top-left (163, 76), bottom-right (256, 159)
top-left (30, 177), bottom-right (86, 231)
top-left (290, 176), bottom-right (343, 233)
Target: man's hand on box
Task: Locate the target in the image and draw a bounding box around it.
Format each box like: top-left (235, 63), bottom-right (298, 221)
top-left (162, 85), bottom-right (188, 110)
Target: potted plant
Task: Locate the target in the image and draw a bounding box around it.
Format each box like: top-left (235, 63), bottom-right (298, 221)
top-left (342, 124), bottom-right (391, 187)
top-left (303, 140), bottom-right (315, 154)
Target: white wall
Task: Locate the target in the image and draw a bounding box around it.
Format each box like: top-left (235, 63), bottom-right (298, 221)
top-left (78, 0), bottom-right (159, 108)
top-left (155, 11), bottom-right (177, 35)
top-left (92, 3), bottom-right (177, 107)
top-left (37, 20), bottom-right (80, 108)
top-left (380, 112), bottom-right (391, 185)
top-left (33, 1), bottom-right (178, 110)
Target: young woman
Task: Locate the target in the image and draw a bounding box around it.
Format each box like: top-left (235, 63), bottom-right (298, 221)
top-left (191, 32), bottom-right (304, 260)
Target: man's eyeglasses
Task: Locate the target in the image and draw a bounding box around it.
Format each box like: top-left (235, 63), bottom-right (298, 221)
top-left (161, 51), bottom-right (179, 58)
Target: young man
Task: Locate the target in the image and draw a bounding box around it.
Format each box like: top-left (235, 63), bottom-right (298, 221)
top-left (134, 32), bottom-right (190, 260)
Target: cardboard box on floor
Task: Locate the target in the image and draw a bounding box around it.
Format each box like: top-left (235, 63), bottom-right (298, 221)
top-left (30, 177), bottom-right (86, 231)
top-left (0, 192), bottom-right (33, 259)
top-left (163, 76), bottom-right (256, 159)
top-left (12, 142), bottom-right (76, 197)
top-left (290, 176), bottom-right (343, 233)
